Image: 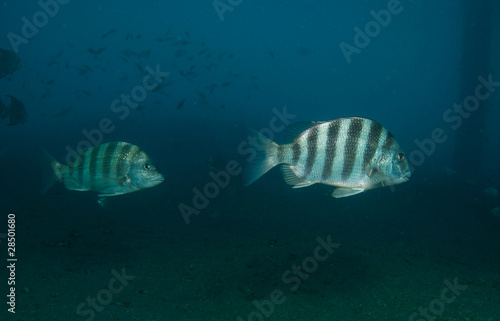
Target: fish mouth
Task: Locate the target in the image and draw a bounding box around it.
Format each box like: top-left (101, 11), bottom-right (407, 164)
top-left (396, 172), bottom-right (411, 183)
top-left (153, 175), bottom-right (165, 183)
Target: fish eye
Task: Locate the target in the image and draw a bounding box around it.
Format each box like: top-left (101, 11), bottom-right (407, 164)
top-left (396, 153), bottom-right (405, 162)
top-left (144, 163), bottom-right (151, 170)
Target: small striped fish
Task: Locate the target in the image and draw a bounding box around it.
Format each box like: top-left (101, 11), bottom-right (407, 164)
top-left (244, 117), bottom-right (411, 198)
top-left (42, 142), bottom-right (164, 197)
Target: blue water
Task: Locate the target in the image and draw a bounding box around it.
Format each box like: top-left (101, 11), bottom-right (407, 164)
top-left (1, 1), bottom-right (499, 320)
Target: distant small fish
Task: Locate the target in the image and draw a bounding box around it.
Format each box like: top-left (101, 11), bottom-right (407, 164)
top-left (206, 84), bottom-right (218, 93)
top-left (176, 99), bottom-right (186, 110)
top-left (0, 98), bottom-right (8, 120)
top-left (54, 107), bottom-right (72, 117)
top-left (137, 49), bottom-right (151, 58)
top-left (46, 79), bottom-right (55, 85)
top-left (151, 81), bottom-right (171, 92)
top-left (0, 48), bottom-right (21, 79)
top-left (77, 65), bottom-right (92, 75)
top-left (121, 49), bottom-right (136, 57)
top-left (244, 117), bottom-right (411, 198)
top-left (41, 89), bottom-right (52, 98)
top-left (41, 142), bottom-right (164, 197)
top-left (204, 63), bottom-right (216, 70)
top-left (268, 50), bottom-right (275, 58)
top-left (101, 29), bottom-right (117, 39)
top-left (196, 90), bottom-right (207, 100)
top-left (0, 95), bottom-right (27, 126)
top-left (484, 187), bottom-right (499, 198)
top-left (94, 65), bottom-right (105, 72)
top-left (174, 48), bottom-right (187, 57)
top-left (491, 207), bottom-right (500, 219)
top-left (88, 47), bottom-right (106, 55)
top-left (135, 63), bottom-right (144, 73)
top-left (297, 46), bottom-right (310, 57)
top-left (53, 50), bottom-right (64, 59)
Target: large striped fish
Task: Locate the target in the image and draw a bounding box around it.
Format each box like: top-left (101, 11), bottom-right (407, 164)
top-left (244, 117), bottom-right (411, 198)
top-left (42, 142), bottom-right (164, 197)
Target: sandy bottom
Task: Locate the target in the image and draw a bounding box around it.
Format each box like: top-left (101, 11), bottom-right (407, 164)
top-left (3, 176), bottom-right (500, 321)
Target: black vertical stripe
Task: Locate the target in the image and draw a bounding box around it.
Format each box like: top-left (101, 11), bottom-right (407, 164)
top-left (382, 132), bottom-right (395, 151)
top-left (341, 119), bottom-right (363, 181)
top-left (78, 150), bottom-right (87, 185)
top-left (304, 126), bottom-right (319, 176)
top-left (362, 120), bottom-right (383, 170)
top-left (277, 145), bottom-right (285, 163)
top-left (103, 142), bottom-right (118, 178)
top-left (89, 145), bottom-right (100, 182)
top-left (131, 148), bottom-right (142, 161)
top-left (322, 121), bottom-right (340, 180)
top-left (292, 142), bottom-right (301, 164)
top-left (71, 153), bottom-right (83, 181)
top-left (116, 143), bottom-right (132, 177)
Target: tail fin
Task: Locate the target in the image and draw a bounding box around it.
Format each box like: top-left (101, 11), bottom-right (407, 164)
top-left (243, 129), bottom-right (280, 186)
top-left (40, 147), bottom-right (63, 194)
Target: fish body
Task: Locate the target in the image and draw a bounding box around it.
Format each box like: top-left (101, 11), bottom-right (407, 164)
top-left (0, 98), bottom-right (7, 119)
top-left (42, 142), bottom-right (164, 197)
top-left (0, 49), bottom-right (21, 78)
top-left (244, 117), bottom-right (411, 198)
top-left (6, 95), bottom-right (27, 125)
top-left (0, 95), bottom-right (27, 125)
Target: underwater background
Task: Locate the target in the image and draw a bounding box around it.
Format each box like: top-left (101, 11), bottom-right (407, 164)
top-left (1, 0), bottom-right (500, 320)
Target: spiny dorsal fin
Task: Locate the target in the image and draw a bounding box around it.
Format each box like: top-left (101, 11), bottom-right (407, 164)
top-left (284, 121), bottom-right (325, 143)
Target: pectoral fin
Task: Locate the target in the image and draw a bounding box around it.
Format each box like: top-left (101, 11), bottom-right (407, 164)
top-left (367, 168), bottom-right (392, 185)
top-left (95, 177), bottom-right (134, 197)
top-left (332, 187), bottom-right (365, 198)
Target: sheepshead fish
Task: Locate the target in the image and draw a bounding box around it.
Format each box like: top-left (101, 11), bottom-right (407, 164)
top-left (244, 117), bottom-right (411, 198)
top-left (42, 142), bottom-right (164, 197)
top-left (0, 95), bottom-right (27, 126)
top-left (0, 49), bottom-right (21, 79)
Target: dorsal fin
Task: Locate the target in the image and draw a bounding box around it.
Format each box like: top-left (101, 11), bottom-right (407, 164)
top-left (284, 121), bottom-right (324, 142)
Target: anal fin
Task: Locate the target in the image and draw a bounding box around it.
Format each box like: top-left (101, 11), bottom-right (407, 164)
top-left (281, 165), bottom-right (315, 188)
top-left (332, 187), bottom-right (365, 198)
